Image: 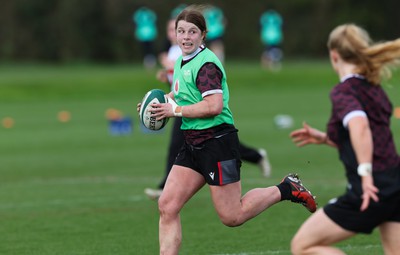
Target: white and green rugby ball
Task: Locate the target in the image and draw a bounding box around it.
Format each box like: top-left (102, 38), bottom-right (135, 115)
top-left (139, 89), bottom-right (169, 131)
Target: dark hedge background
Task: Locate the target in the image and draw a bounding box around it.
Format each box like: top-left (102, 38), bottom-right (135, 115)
top-left (1, 0), bottom-right (399, 63)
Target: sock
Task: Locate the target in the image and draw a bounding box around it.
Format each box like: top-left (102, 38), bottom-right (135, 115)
top-left (276, 182), bottom-right (291, 201)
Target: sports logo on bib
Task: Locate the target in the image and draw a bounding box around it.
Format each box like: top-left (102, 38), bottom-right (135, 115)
top-left (174, 80), bottom-right (179, 94)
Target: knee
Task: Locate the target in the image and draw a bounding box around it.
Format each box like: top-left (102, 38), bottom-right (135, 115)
top-left (219, 214), bottom-right (243, 227)
top-left (158, 196), bottom-right (179, 219)
top-left (290, 235), bottom-right (305, 255)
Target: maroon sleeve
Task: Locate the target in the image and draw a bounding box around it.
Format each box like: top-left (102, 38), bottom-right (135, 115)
top-left (195, 62), bottom-right (223, 95)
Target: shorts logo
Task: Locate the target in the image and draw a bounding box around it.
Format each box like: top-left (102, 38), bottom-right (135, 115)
top-left (209, 172), bottom-right (215, 180)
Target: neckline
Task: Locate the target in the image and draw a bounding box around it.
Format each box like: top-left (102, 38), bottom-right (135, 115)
top-left (182, 45), bottom-right (204, 61)
top-left (340, 73), bottom-right (365, 82)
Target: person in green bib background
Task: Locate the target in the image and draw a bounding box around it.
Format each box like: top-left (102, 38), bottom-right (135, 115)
top-left (203, 4), bottom-right (226, 62)
top-left (132, 7), bottom-right (158, 69)
top-left (260, 9), bottom-right (283, 70)
top-left (137, 6), bottom-right (316, 255)
top-left (170, 3), bottom-right (187, 19)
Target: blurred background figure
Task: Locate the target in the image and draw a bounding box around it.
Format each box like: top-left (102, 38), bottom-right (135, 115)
top-left (156, 18), bottom-right (180, 84)
top-left (170, 3), bottom-right (187, 19)
top-left (132, 7), bottom-right (158, 69)
top-left (259, 9), bottom-right (283, 71)
top-left (203, 5), bottom-right (226, 63)
top-left (147, 15), bottom-right (184, 200)
top-left (156, 4), bottom-right (187, 84)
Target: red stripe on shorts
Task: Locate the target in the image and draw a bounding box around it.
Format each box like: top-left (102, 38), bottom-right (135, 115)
top-left (218, 161), bottom-right (223, 185)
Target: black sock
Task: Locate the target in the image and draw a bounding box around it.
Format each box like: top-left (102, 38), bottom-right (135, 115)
top-left (276, 182), bottom-right (291, 201)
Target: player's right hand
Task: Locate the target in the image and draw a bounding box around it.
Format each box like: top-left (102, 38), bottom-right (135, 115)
top-left (360, 175), bottom-right (379, 211)
top-left (290, 122), bottom-right (327, 146)
top-left (137, 102), bottom-right (141, 113)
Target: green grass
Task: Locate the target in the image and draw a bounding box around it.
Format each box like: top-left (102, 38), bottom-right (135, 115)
top-left (1, 61), bottom-right (400, 254)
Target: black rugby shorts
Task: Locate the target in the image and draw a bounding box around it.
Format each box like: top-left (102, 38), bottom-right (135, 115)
top-left (174, 132), bottom-right (242, 186)
top-left (324, 167), bottom-right (400, 234)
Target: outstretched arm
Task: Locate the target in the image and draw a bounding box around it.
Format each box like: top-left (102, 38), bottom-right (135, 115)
top-left (290, 122), bottom-right (337, 148)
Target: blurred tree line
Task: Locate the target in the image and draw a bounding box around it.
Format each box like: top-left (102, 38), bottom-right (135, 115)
top-left (0, 0), bottom-right (399, 63)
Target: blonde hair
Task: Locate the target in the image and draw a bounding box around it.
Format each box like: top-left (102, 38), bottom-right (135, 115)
top-left (327, 23), bottom-right (400, 85)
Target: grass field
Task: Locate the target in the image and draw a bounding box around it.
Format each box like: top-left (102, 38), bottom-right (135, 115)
top-left (1, 61), bottom-right (400, 254)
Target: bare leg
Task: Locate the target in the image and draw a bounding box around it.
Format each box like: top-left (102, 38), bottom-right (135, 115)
top-left (209, 181), bottom-right (281, 226)
top-left (158, 165), bottom-right (205, 255)
top-left (379, 221), bottom-right (400, 255)
top-left (291, 209), bottom-right (355, 255)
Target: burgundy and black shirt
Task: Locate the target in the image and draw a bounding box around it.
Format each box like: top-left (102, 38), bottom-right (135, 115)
top-left (327, 75), bottom-right (400, 172)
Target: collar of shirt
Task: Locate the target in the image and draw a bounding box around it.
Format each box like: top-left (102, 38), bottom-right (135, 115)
top-left (340, 73), bottom-right (365, 83)
top-left (182, 45), bottom-right (205, 61)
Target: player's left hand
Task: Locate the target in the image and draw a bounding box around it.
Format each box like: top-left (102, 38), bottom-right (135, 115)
top-left (360, 175), bottom-right (379, 211)
top-left (150, 102), bottom-right (174, 120)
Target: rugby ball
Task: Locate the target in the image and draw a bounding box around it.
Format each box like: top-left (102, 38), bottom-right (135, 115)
top-left (139, 89), bottom-right (169, 130)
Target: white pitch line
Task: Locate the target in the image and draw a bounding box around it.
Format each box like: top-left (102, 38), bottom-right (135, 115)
top-left (212, 250), bottom-right (289, 255)
top-left (211, 243), bottom-right (382, 255)
top-left (0, 195), bottom-right (145, 209)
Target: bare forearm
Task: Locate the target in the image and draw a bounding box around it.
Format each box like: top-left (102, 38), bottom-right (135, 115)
top-left (350, 127), bottom-right (373, 164)
top-left (180, 100), bottom-right (220, 118)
